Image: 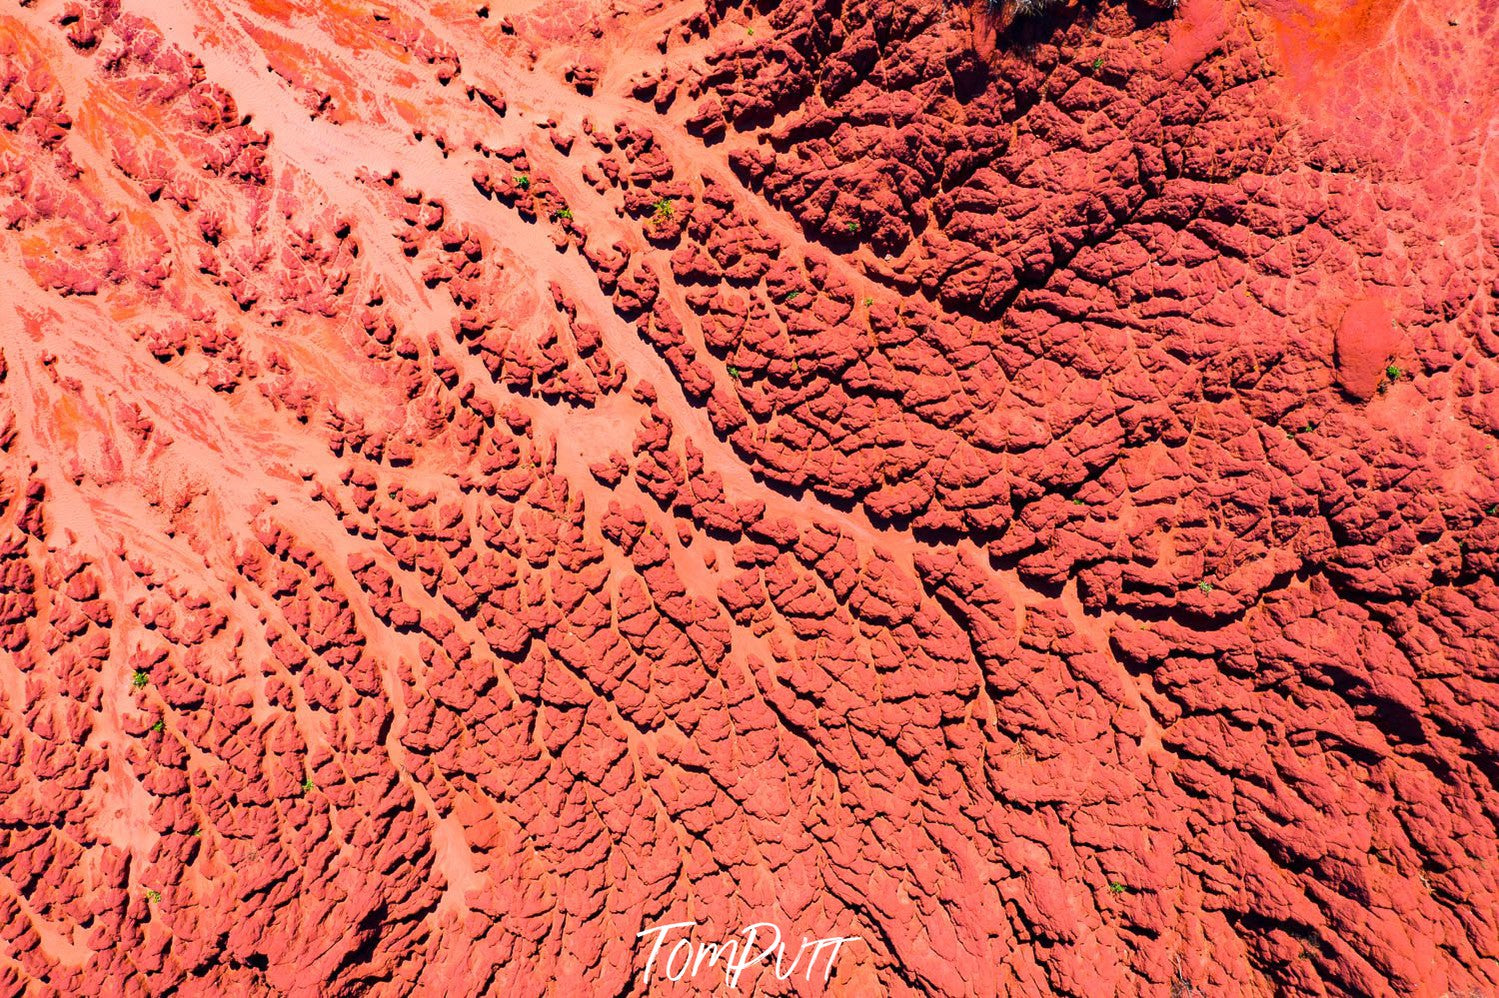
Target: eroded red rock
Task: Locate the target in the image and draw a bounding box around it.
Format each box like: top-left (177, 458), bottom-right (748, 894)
top-left (0, 0), bottom-right (1496, 995)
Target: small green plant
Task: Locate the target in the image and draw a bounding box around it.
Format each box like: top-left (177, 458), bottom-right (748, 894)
top-left (726, 365), bottom-right (740, 379)
top-left (1488, 504), bottom-right (1499, 516)
top-left (1385, 364), bottom-right (1404, 381)
top-left (145, 888), bottom-right (161, 903)
top-left (863, 296), bottom-right (874, 307)
top-left (1071, 498), bottom-right (1085, 506)
top-left (1092, 56), bottom-right (1104, 70)
top-left (515, 174), bottom-right (530, 189)
top-left (301, 777), bottom-right (315, 794)
top-left (191, 827), bottom-right (202, 837)
top-left (552, 207), bottom-right (573, 222)
top-left (784, 290), bottom-right (802, 302)
top-left (131, 670), bottom-right (149, 689)
top-left (150, 719), bottom-right (164, 732)
top-left (1108, 881), bottom-right (1128, 895)
top-left (746, 27), bottom-right (755, 36)
top-left (845, 220), bottom-right (860, 233)
top-left (651, 197), bottom-right (674, 222)
top-left (1196, 580), bottom-right (1214, 593)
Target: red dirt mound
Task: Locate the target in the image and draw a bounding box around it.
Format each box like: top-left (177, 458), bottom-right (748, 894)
top-left (1334, 297), bottom-right (1401, 401)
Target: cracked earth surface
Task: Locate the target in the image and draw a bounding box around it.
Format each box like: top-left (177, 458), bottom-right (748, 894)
top-left (0, 0), bottom-right (1497, 993)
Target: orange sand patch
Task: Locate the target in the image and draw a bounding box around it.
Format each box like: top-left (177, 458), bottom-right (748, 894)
top-left (1251, 0), bottom-right (1407, 104)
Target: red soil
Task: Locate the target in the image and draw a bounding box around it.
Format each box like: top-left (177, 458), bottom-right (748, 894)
top-left (0, 0), bottom-right (1496, 994)
top-left (1334, 297), bottom-right (1400, 401)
